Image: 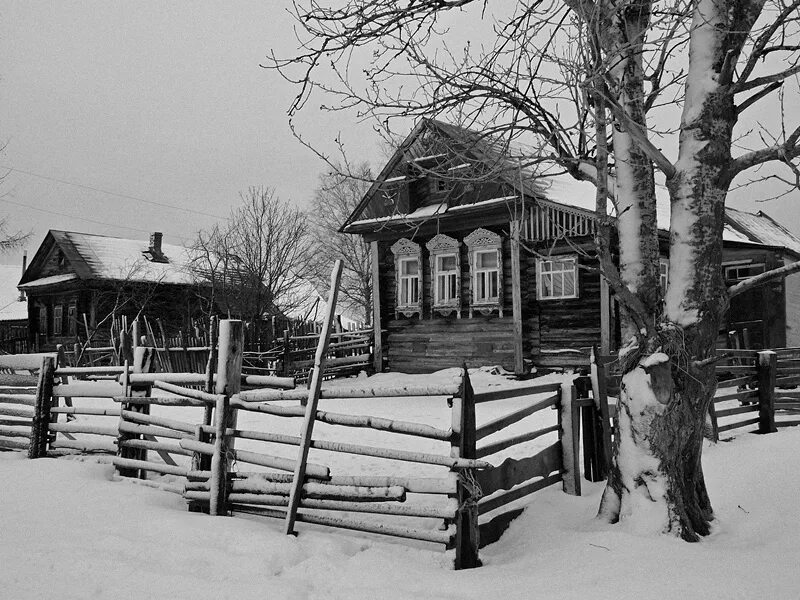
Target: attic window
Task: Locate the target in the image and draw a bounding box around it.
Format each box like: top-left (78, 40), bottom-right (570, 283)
top-left (57, 250), bottom-right (66, 268)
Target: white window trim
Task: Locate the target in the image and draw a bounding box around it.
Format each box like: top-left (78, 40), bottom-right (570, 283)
top-left (537, 255), bottom-right (579, 300)
top-left (434, 253), bottom-right (458, 301)
top-left (390, 238), bottom-right (423, 319)
top-left (724, 262), bottom-right (765, 282)
top-left (399, 257), bottom-right (420, 307)
top-left (426, 233), bottom-right (461, 317)
top-left (464, 227), bottom-right (503, 318)
top-left (473, 249), bottom-right (501, 304)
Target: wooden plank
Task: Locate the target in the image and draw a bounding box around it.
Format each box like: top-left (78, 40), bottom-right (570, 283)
top-left (119, 421), bottom-right (188, 440)
top-left (230, 398), bottom-right (454, 441)
top-left (111, 457), bottom-right (188, 478)
top-left (478, 507), bottom-right (525, 548)
top-left (151, 381), bottom-right (222, 405)
top-left (476, 424), bottom-right (560, 459)
top-left (716, 374), bottom-right (757, 389)
top-left (714, 389), bottom-right (759, 404)
top-left (716, 404), bottom-right (758, 418)
top-left (472, 382), bottom-right (561, 404)
top-left (51, 406), bottom-right (121, 416)
top-left (49, 439), bottom-right (115, 453)
top-left (53, 381), bottom-right (122, 398)
top-left (236, 380), bottom-right (462, 401)
top-left (475, 441), bottom-right (561, 495)
top-left (478, 472), bottom-right (562, 515)
top-left (0, 438), bottom-right (31, 450)
top-left (187, 481), bottom-right (405, 501)
top-left (120, 438), bottom-right (192, 457)
top-left (120, 410), bottom-right (197, 435)
top-left (718, 417), bottom-right (760, 433)
top-left (475, 394), bottom-right (559, 441)
top-left (285, 260), bottom-right (343, 536)
top-left (0, 394), bottom-right (37, 406)
top-left (776, 419), bottom-right (800, 428)
top-left (0, 426), bottom-right (32, 438)
top-left (372, 242), bottom-right (383, 373)
top-left (114, 395), bottom-right (207, 407)
top-left (49, 423), bottom-right (118, 436)
top-left (599, 276), bottom-right (611, 355)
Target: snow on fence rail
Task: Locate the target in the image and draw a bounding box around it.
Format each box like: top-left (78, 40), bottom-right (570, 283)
top-left (0, 354), bottom-right (48, 453)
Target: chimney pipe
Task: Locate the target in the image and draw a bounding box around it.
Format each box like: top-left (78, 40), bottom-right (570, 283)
top-left (149, 232), bottom-right (163, 254)
top-left (19, 251), bottom-right (27, 302)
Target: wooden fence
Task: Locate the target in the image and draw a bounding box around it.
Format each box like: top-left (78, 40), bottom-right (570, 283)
top-left (591, 346), bottom-right (800, 442)
top-left (241, 328), bottom-right (374, 379)
top-left (7, 321), bottom-right (585, 570)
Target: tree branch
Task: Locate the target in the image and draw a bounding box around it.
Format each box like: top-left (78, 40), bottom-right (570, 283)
top-left (727, 260), bottom-right (800, 299)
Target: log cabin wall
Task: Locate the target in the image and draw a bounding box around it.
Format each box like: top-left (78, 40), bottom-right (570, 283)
top-left (377, 226), bottom-right (517, 373)
top-left (720, 245), bottom-right (786, 349)
top-left (522, 238), bottom-right (602, 368)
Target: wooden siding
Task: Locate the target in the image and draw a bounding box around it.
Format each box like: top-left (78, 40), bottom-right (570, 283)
top-left (387, 316), bottom-right (516, 373)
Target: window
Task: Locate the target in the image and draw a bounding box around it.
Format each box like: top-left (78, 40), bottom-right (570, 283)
top-left (67, 304), bottom-right (77, 336)
top-left (435, 255), bottom-right (459, 302)
top-left (426, 233), bottom-right (461, 316)
top-left (53, 305), bottom-right (63, 336)
top-left (390, 238), bottom-right (423, 318)
top-left (537, 256), bottom-right (578, 300)
top-left (399, 257), bottom-right (420, 306)
top-left (725, 262), bottom-right (765, 281)
top-left (38, 306), bottom-right (47, 336)
top-left (464, 228), bottom-right (503, 318)
top-left (474, 250), bottom-right (500, 302)
top-left (660, 259), bottom-right (669, 290)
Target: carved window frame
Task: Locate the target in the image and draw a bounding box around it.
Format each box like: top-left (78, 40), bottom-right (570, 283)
top-left (464, 228), bottom-right (503, 318)
top-left (426, 233), bottom-right (461, 318)
top-left (390, 238), bottom-right (423, 319)
top-left (537, 255), bottom-right (579, 300)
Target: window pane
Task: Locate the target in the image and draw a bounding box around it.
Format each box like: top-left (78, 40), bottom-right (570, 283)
top-left (438, 255), bottom-right (457, 272)
top-left (564, 272), bottom-right (575, 296)
top-left (448, 275), bottom-right (457, 299)
top-left (402, 259), bottom-right (418, 276)
top-left (541, 273), bottom-right (552, 297)
top-left (477, 251), bottom-right (497, 269)
top-left (489, 272), bottom-right (498, 298)
top-left (553, 273), bottom-right (564, 296)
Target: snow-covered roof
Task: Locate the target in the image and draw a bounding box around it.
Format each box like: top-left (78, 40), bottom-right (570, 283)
top-left (18, 273), bottom-right (79, 290)
top-left (59, 231), bottom-right (195, 285)
top-left (724, 208), bottom-right (800, 256)
top-left (0, 264), bottom-right (27, 322)
top-left (21, 230), bottom-right (197, 287)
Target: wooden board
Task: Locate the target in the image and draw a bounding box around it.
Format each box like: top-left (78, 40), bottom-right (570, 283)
top-left (475, 441), bottom-right (561, 496)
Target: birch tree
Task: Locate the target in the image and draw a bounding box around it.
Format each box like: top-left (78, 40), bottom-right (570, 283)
top-left (271, 0), bottom-right (800, 540)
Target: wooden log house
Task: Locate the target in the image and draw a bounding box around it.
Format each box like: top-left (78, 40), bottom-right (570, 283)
top-left (341, 119), bottom-right (800, 374)
top-left (17, 230), bottom-right (207, 352)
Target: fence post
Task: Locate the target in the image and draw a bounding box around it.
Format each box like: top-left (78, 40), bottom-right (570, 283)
top-left (116, 347), bottom-right (154, 477)
top-left (282, 329), bottom-right (291, 377)
top-left (209, 319), bottom-right (243, 517)
top-left (28, 356), bottom-right (55, 459)
top-left (559, 382), bottom-right (581, 496)
top-left (589, 347), bottom-right (612, 478)
top-left (757, 350), bottom-right (777, 434)
top-left (450, 367), bottom-right (480, 570)
top-left (285, 261), bottom-right (343, 535)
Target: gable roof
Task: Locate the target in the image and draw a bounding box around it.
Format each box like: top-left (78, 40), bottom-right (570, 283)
top-left (19, 230), bottom-right (196, 289)
top-left (343, 119), bottom-right (800, 255)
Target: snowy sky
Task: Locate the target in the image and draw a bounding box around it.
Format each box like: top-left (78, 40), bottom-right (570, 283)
top-left (0, 1), bottom-right (797, 271)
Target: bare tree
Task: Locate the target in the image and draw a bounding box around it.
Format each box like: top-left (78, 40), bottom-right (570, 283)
top-left (190, 186), bottom-right (312, 343)
top-left (308, 163), bottom-right (373, 325)
top-left (271, 0), bottom-right (800, 540)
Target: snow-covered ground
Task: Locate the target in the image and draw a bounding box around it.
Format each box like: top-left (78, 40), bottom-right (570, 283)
top-left (2, 370), bottom-right (799, 599)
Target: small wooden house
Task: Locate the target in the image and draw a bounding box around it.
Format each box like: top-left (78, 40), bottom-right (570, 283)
top-left (341, 119), bottom-right (800, 373)
top-left (18, 230), bottom-right (206, 351)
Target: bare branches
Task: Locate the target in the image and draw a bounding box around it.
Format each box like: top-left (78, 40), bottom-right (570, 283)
top-left (728, 260), bottom-right (800, 298)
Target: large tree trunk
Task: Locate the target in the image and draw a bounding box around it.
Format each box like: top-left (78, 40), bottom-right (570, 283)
top-left (595, 0), bottom-right (760, 540)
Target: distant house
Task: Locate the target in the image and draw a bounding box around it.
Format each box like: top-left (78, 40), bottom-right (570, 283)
top-left (0, 263), bottom-right (29, 353)
top-left (341, 119), bottom-right (800, 374)
top-left (18, 230), bottom-right (207, 351)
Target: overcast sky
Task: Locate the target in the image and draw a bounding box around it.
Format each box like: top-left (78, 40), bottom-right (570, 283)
top-left (1, 1), bottom-right (797, 271)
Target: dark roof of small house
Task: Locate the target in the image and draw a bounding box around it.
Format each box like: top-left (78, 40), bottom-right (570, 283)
top-left (19, 230), bottom-right (196, 289)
